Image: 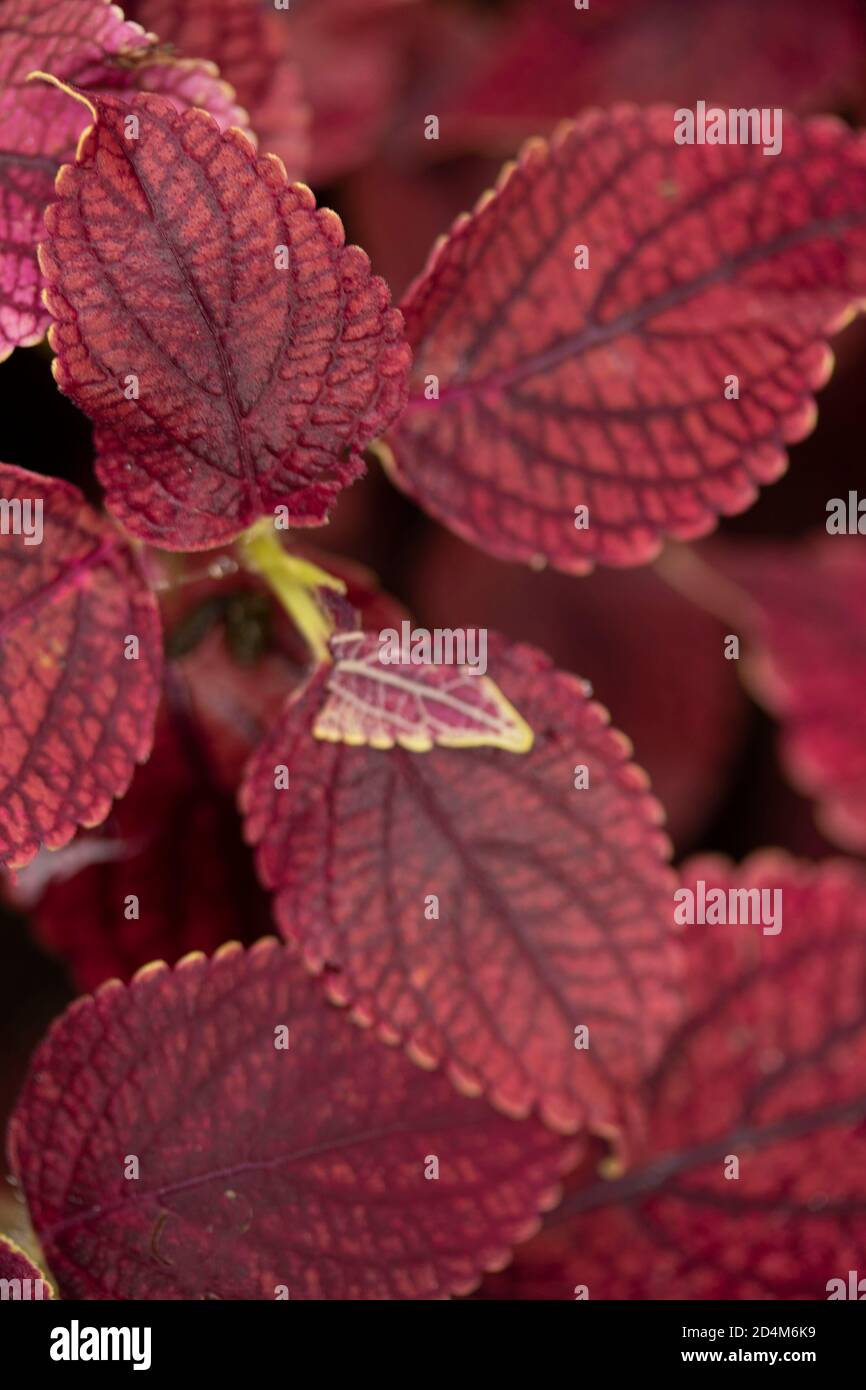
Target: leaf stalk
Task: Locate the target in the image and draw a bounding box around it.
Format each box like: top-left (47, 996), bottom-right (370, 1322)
top-left (237, 519), bottom-right (345, 664)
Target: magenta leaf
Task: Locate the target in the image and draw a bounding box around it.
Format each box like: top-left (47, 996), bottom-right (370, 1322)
top-left (0, 0), bottom-right (247, 358)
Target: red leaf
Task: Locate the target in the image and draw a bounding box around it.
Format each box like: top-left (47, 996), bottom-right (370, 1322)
top-left (39, 88), bottom-right (410, 549)
top-left (241, 636), bottom-right (679, 1135)
top-left (386, 107), bottom-right (866, 572)
top-left (316, 629), bottom-right (534, 753)
top-left (484, 854), bottom-right (866, 1300)
top-left (27, 703), bottom-right (271, 990)
top-left (0, 0), bottom-right (247, 359)
top-left (684, 537), bottom-right (866, 853)
top-left (0, 1232), bottom-right (54, 1296)
top-left (0, 464), bottom-right (162, 871)
top-left (8, 940), bottom-right (581, 1299)
top-left (126, 0), bottom-right (309, 176)
top-left (447, 0), bottom-right (866, 152)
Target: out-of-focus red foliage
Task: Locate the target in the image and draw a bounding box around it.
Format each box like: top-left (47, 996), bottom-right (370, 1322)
top-left (3, 0), bottom-right (866, 1306)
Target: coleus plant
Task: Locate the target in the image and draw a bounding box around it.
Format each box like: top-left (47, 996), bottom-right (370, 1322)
top-left (1, 0), bottom-right (866, 1300)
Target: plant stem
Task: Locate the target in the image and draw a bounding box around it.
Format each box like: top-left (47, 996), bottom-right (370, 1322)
top-left (237, 520), bottom-right (346, 664)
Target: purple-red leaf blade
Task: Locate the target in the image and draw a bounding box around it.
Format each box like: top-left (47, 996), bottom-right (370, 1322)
top-left (388, 107), bottom-right (866, 571)
top-left (39, 90), bottom-right (410, 549)
top-left (9, 940), bottom-right (581, 1299)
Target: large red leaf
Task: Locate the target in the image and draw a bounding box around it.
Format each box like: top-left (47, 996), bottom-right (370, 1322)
top-left (241, 636), bottom-right (680, 1135)
top-left (0, 464), bottom-right (162, 871)
top-left (26, 702), bottom-right (271, 990)
top-left (480, 853), bottom-right (866, 1299)
top-left (446, 0), bottom-right (866, 153)
top-left (680, 537), bottom-right (866, 853)
top-left (0, 0), bottom-right (247, 359)
top-left (0, 1232), bottom-right (54, 1297)
top-left (39, 89), bottom-right (410, 549)
top-left (8, 940), bottom-right (581, 1299)
top-left (386, 107), bottom-right (866, 572)
top-left (126, 0), bottom-right (308, 176)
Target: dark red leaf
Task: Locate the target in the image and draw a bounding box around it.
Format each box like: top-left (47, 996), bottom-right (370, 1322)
top-left (678, 538), bottom-right (866, 853)
top-left (0, 0), bottom-right (247, 359)
top-left (482, 853), bottom-right (866, 1299)
top-left (0, 463), bottom-right (162, 871)
top-left (39, 88), bottom-right (410, 549)
top-left (241, 636), bottom-right (680, 1135)
top-left (126, 0), bottom-right (309, 176)
top-left (26, 703), bottom-right (271, 990)
top-left (446, 0), bottom-right (866, 153)
top-left (0, 1232), bottom-right (54, 1296)
top-left (387, 107), bottom-right (866, 571)
top-left (8, 939), bottom-right (581, 1299)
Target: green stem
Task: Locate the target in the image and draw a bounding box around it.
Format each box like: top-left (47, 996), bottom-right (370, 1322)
top-left (237, 520), bottom-right (345, 664)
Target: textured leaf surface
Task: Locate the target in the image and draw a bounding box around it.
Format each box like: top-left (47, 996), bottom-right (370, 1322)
top-left (0, 0), bottom-right (246, 359)
top-left (28, 704), bottom-right (270, 990)
top-left (40, 89), bottom-right (410, 548)
top-left (388, 107), bottom-right (866, 571)
top-left (8, 940), bottom-right (581, 1299)
top-left (0, 464), bottom-right (162, 871)
top-left (315, 629), bottom-right (534, 753)
top-left (481, 854), bottom-right (866, 1299)
top-left (127, 0), bottom-right (308, 175)
top-left (0, 1232), bottom-right (54, 1295)
top-left (447, 0), bottom-right (866, 151)
top-left (689, 538), bottom-right (866, 853)
top-left (242, 637), bottom-right (680, 1135)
